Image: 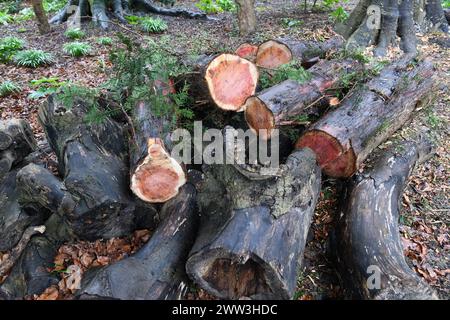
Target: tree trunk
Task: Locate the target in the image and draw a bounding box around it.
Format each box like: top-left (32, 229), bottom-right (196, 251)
top-left (37, 94), bottom-right (158, 240)
top-left (235, 0), bottom-right (256, 36)
top-left (243, 59), bottom-right (360, 140)
top-left (77, 184), bottom-right (198, 300)
top-left (0, 119), bottom-right (36, 180)
top-left (129, 92), bottom-right (187, 203)
top-left (31, 0), bottom-right (50, 34)
top-left (183, 53), bottom-right (259, 112)
top-left (331, 139), bottom-right (438, 299)
top-left (186, 148), bottom-right (321, 300)
top-left (255, 37), bottom-right (344, 70)
top-left (296, 59), bottom-right (437, 178)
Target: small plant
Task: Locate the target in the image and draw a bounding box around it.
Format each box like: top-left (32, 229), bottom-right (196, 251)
top-left (280, 18), bottom-right (303, 28)
top-left (0, 80), bottom-right (22, 97)
top-left (260, 61), bottom-right (311, 89)
top-left (43, 0), bottom-right (66, 13)
top-left (443, 0), bottom-right (450, 9)
top-left (15, 7), bottom-right (35, 22)
top-left (0, 10), bottom-right (13, 25)
top-left (0, 36), bottom-right (25, 62)
top-left (28, 77), bottom-right (67, 99)
top-left (330, 6), bottom-right (348, 23)
top-left (13, 49), bottom-right (54, 67)
top-left (64, 28), bottom-right (85, 40)
top-left (140, 17), bottom-right (168, 33)
top-left (63, 42), bottom-right (92, 57)
top-left (196, 0), bottom-right (233, 14)
top-left (216, 0), bottom-right (236, 11)
top-left (125, 15), bottom-right (141, 25)
top-left (97, 37), bottom-right (113, 46)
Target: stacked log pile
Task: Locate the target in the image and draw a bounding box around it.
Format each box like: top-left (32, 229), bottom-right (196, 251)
top-left (0, 36), bottom-right (441, 300)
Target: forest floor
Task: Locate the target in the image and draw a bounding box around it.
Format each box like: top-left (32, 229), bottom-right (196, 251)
top-left (0, 0), bottom-right (449, 300)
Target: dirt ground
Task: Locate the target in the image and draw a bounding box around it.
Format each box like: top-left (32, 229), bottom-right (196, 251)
top-left (0, 0), bottom-right (449, 300)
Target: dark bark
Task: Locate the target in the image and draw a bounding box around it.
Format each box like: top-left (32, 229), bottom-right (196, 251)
top-left (331, 139), bottom-right (438, 299)
top-left (186, 148), bottom-right (321, 299)
top-left (243, 59), bottom-right (360, 139)
top-left (235, 0), bottom-right (256, 36)
top-left (296, 59), bottom-right (437, 178)
top-left (424, 0), bottom-right (449, 32)
top-left (77, 184), bottom-right (198, 300)
top-left (31, 0), bottom-right (51, 34)
top-left (0, 119), bottom-right (37, 180)
top-left (37, 94), bottom-right (158, 240)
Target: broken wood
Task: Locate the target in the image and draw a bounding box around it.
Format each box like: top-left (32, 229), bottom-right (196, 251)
top-left (235, 43), bottom-right (258, 62)
top-left (296, 59), bottom-right (437, 178)
top-left (255, 36), bottom-right (344, 69)
top-left (78, 184), bottom-right (198, 300)
top-left (332, 139), bottom-right (438, 299)
top-left (243, 59), bottom-right (359, 139)
top-left (37, 94), bottom-right (158, 240)
top-left (186, 148), bottom-right (321, 299)
top-left (0, 119), bottom-right (37, 179)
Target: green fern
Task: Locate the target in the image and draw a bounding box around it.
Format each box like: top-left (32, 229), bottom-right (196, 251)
top-left (63, 42), bottom-right (92, 57)
top-left (260, 60), bottom-right (311, 89)
top-left (0, 36), bottom-right (25, 62)
top-left (28, 77), bottom-right (67, 99)
top-left (64, 28), bottom-right (85, 40)
top-left (13, 49), bottom-right (53, 68)
top-left (140, 17), bottom-right (168, 33)
top-left (0, 81), bottom-right (22, 97)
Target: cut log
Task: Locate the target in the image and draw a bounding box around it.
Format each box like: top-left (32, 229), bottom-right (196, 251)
top-left (0, 168), bottom-right (50, 252)
top-left (77, 184), bottom-right (198, 300)
top-left (186, 148), bottom-right (321, 299)
top-left (295, 59), bottom-right (437, 178)
top-left (0, 213), bottom-right (72, 299)
top-left (255, 36), bottom-right (344, 70)
top-left (184, 53), bottom-right (259, 112)
top-left (243, 59), bottom-right (360, 140)
top-left (332, 139), bottom-right (438, 299)
top-left (0, 119), bottom-right (37, 179)
top-left (38, 94), bottom-right (158, 240)
top-left (235, 43), bottom-right (258, 62)
top-left (129, 83), bottom-right (186, 203)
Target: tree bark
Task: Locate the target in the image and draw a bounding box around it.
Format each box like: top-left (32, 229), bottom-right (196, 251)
top-left (243, 59), bottom-right (360, 140)
top-left (0, 119), bottom-right (36, 180)
top-left (37, 94), bottom-right (158, 240)
top-left (331, 139), bottom-right (438, 299)
top-left (31, 0), bottom-right (51, 34)
top-left (235, 0), bottom-right (256, 36)
top-left (77, 184), bottom-right (198, 300)
top-left (296, 59), bottom-right (437, 178)
top-left (186, 148), bottom-right (321, 299)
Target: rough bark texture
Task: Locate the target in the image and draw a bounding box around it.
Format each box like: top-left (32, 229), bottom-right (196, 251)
top-left (296, 59), bottom-right (437, 178)
top-left (0, 119), bottom-right (37, 180)
top-left (186, 148), bottom-right (321, 300)
top-left (130, 96), bottom-right (186, 203)
top-left (243, 59), bottom-right (360, 139)
top-left (332, 139), bottom-right (439, 300)
top-left (31, 0), bottom-right (50, 34)
top-left (235, 0), bottom-right (257, 36)
top-left (37, 94), bottom-right (157, 240)
top-left (77, 184), bottom-right (198, 300)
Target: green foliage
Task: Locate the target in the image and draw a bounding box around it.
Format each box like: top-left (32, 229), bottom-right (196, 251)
top-left (63, 42), bottom-right (92, 57)
top-left (43, 0), bottom-right (66, 12)
top-left (0, 36), bottom-right (25, 62)
top-left (330, 6), bottom-right (348, 23)
top-left (28, 77), bottom-right (67, 99)
top-left (443, 0), bottom-right (450, 9)
top-left (14, 49), bottom-right (53, 67)
top-left (57, 84), bottom-right (99, 113)
top-left (280, 18), bottom-right (303, 28)
top-left (196, 0), bottom-right (235, 14)
top-left (15, 7), bottom-right (35, 22)
top-left (0, 10), bottom-right (13, 25)
top-left (97, 37), bottom-right (113, 46)
top-left (259, 61), bottom-right (311, 89)
top-left (140, 17), bottom-right (168, 33)
top-left (0, 80), bottom-right (21, 97)
top-left (125, 15), bottom-right (141, 25)
top-left (64, 28), bottom-right (85, 40)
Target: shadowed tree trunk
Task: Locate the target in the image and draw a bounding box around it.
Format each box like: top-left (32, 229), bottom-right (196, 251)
top-left (31, 0), bottom-right (50, 34)
top-left (235, 0), bottom-right (256, 36)
top-left (337, 0), bottom-right (449, 56)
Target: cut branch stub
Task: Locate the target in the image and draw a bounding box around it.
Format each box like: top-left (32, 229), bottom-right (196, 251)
top-left (295, 59), bottom-right (437, 178)
top-left (131, 138), bottom-right (186, 203)
top-left (205, 54), bottom-right (259, 111)
top-left (255, 40), bottom-right (293, 69)
top-left (235, 43), bottom-right (258, 62)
